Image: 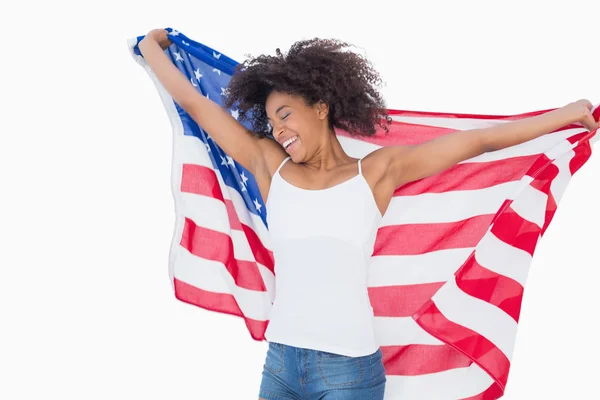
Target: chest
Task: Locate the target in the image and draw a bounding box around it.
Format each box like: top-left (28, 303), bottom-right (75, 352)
top-left (266, 176), bottom-right (382, 246)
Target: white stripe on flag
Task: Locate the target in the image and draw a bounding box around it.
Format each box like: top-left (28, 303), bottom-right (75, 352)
top-left (383, 181), bottom-right (520, 225)
top-left (368, 248), bottom-right (474, 286)
top-left (509, 183), bottom-right (548, 228)
top-left (257, 263), bottom-right (275, 303)
top-left (338, 135), bottom-right (381, 158)
top-left (432, 277), bottom-right (518, 359)
top-left (549, 149), bottom-right (577, 205)
top-left (228, 184), bottom-right (273, 250)
top-left (175, 136), bottom-right (273, 249)
top-left (180, 191), bottom-right (230, 233)
top-left (175, 134), bottom-right (213, 169)
top-left (179, 192), bottom-right (261, 263)
top-left (474, 233), bottom-right (532, 287)
top-left (173, 248), bottom-right (271, 321)
top-left (384, 363), bottom-right (495, 400)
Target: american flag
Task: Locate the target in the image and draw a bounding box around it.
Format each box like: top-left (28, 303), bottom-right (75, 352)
top-left (129, 28), bottom-right (599, 399)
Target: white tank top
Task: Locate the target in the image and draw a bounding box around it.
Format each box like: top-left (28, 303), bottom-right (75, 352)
top-left (264, 156), bottom-right (383, 357)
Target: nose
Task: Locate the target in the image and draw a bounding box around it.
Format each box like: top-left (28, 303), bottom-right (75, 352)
top-left (272, 122), bottom-right (285, 140)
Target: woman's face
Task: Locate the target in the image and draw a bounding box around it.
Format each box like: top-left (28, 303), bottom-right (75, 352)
top-left (265, 91), bottom-right (330, 162)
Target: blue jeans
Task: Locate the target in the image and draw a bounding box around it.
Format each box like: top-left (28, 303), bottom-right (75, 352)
top-left (259, 342), bottom-right (386, 400)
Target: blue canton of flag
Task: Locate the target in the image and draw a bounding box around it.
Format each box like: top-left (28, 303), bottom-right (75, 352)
top-left (133, 28), bottom-right (268, 225)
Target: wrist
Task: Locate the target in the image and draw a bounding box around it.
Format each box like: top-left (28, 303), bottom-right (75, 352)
top-left (138, 35), bottom-right (160, 53)
top-left (140, 35), bottom-right (156, 45)
top-left (562, 100), bottom-right (592, 124)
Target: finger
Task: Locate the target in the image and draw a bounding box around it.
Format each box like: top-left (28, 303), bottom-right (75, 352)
top-left (578, 99), bottom-right (593, 110)
top-left (582, 112), bottom-right (598, 131)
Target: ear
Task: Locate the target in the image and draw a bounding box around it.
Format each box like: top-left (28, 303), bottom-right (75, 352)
top-left (316, 100), bottom-right (329, 120)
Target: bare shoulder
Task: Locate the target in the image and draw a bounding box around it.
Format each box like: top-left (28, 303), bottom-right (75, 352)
top-left (361, 146), bottom-right (410, 215)
top-left (360, 147), bottom-right (404, 186)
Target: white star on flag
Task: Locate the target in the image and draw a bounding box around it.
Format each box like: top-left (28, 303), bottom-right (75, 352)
top-left (220, 156), bottom-right (228, 167)
top-left (231, 109), bottom-right (239, 120)
top-left (240, 171), bottom-right (249, 186)
top-left (226, 156), bottom-right (235, 166)
top-left (170, 30), bottom-right (180, 36)
top-left (253, 199), bottom-right (262, 213)
top-left (194, 68), bottom-right (202, 80)
top-left (213, 68), bottom-right (221, 76)
top-left (174, 52), bottom-right (184, 62)
top-left (190, 78), bottom-right (197, 87)
top-left (213, 51), bottom-right (221, 59)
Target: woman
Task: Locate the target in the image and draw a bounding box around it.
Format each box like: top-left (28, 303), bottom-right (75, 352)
top-left (138, 28), bottom-right (598, 400)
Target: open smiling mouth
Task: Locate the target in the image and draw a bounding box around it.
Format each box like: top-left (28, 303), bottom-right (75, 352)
top-left (282, 136), bottom-right (298, 152)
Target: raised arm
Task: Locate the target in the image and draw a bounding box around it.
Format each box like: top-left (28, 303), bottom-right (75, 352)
top-left (137, 29), bottom-right (283, 176)
top-left (373, 99), bottom-right (598, 190)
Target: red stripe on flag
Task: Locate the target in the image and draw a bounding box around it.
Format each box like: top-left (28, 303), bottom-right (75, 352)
top-left (569, 140), bottom-right (593, 175)
top-left (173, 279), bottom-right (267, 340)
top-left (530, 162), bottom-right (559, 237)
top-left (181, 167), bottom-right (275, 274)
top-left (369, 282), bottom-right (444, 317)
top-left (241, 224), bottom-right (275, 273)
top-left (541, 143), bottom-right (592, 236)
top-left (459, 383), bottom-right (504, 400)
top-left (529, 161), bottom-right (558, 195)
top-left (180, 218), bottom-right (266, 291)
top-left (374, 215), bottom-right (494, 256)
top-left (566, 129), bottom-right (597, 145)
top-left (527, 154), bottom-right (552, 178)
top-left (224, 200), bottom-right (274, 273)
top-left (414, 302), bottom-right (510, 391)
top-left (336, 121), bottom-right (458, 146)
top-left (541, 194), bottom-right (557, 237)
top-left (181, 164), bottom-right (224, 201)
top-left (381, 344), bottom-right (472, 376)
top-left (490, 209), bottom-right (541, 256)
top-left (224, 199), bottom-right (243, 230)
top-left (456, 257), bottom-right (524, 322)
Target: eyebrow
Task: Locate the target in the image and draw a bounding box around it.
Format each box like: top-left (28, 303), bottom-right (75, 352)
top-left (276, 105), bottom-right (289, 114)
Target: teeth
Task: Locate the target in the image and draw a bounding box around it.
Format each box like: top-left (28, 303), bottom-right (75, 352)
top-left (283, 136), bottom-right (298, 149)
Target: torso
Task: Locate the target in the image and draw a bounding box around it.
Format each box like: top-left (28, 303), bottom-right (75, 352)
top-left (263, 156), bottom-right (383, 356)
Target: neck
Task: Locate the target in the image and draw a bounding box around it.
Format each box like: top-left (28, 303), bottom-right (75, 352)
top-left (305, 129), bottom-right (355, 171)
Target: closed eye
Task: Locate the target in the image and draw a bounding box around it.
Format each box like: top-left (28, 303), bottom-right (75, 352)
top-left (282, 113), bottom-right (290, 120)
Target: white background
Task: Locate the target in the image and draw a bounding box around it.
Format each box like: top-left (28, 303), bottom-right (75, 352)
top-left (2, 0), bottom-right (599, 399)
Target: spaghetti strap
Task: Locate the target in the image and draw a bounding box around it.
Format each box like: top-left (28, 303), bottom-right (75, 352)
top-left (357, 158), bottom-right (363, 176)
top-left (274, 156), bottom-right (291, 176)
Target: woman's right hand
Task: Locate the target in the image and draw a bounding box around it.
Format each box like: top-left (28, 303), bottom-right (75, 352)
top-left (143, 29), bottom-right (172, 50)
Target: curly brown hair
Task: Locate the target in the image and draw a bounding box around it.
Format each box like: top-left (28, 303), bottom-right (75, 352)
top-left (223, 38), bottom-right (391, 139)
